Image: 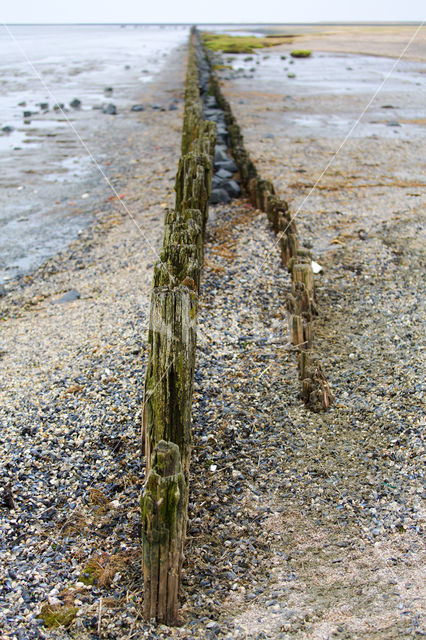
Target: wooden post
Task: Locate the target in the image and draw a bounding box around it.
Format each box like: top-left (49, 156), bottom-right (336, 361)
top-left (142, 440), bottom-right (186, 625)
top-left (174, 153), bottom-right (212, 233)
top-left (143, 285), bottom-right (198, 477)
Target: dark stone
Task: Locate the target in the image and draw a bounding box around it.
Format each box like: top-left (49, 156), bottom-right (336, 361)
top-left (131, 104), bottom-right (145, 112)
top-left (215, 168), bottom-right (233, 180)
top-left (210, 189), bottom-right (231, 204)
top-left (124, 64), bottom-right (131, 70)
top-left (150, 104), bottom-right (164, 111)
top-left (23, 111), bottom-right (32, 118)
top-left (264, 133), bottom-right (275, 139)
top-left (2, 126), bottom-right (14, 134)
top-left (386, 121), bottom-right (400, 127)
top-left (0, 284), bottom-right (7, 297)
top-left (70, 98), bottom-right (81, 109)
top-left (214, 147), bottom-right (229, 163)
top-left (104, 87), bottom-right (113, 94)
top-left (204, 95), bottom-right (218, 108)
top-left (102, 103), bottom-right (117, 115)
top-left (55, 289), bottom-right (81, 304)
top-left (39, 103), bottom-right (49, 111)
top-left (215, 159), bottom-right (237, 173)
top-left (53, 103), bottom-right (65, 111)
top-left (18, 101), bottom-right (26, 107)
top-left (168, 103), bottom-right (178, 111)
top-left (211, 175), bottom-right (223, 189)
top-left (222, 180), bottom-right (241, 198)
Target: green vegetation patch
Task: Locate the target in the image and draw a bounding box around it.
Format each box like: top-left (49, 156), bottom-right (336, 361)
top-left (202, 32), bottom-right (290, 54)
top-left (290, 49), bottom-right (312, 58)
top-left (38, 604), bottom-right (78, 629)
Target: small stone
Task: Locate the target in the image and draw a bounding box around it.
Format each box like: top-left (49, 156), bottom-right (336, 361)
top-left (54, 289), bottom-right (81, 304)
top-left (210, 189), bottom-right (231, 204)
top-left (131, 104), bottom-right (145, 112)
top-left (70, 98), bottom-right (82, 109)
top-left (168, 103), bottom-right (178, 111)
top-left (215, 168), bottom-right (233, 180)
top-left (103, 103), bottom-right (117, 115)
top-left (222, 180), bottom-right (241, 198)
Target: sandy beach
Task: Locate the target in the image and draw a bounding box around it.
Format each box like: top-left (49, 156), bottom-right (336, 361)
top-left (0, 24), bottom-right (425, 639)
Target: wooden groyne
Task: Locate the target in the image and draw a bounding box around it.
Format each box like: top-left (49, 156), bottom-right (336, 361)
top-left (204, 38), bottom-right (333, 412)
top-left (141, 28), bottom-right (215, 624)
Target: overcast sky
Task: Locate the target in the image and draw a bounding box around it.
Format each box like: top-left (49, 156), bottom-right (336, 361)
top-left (2, 0), bottom-right (425, 24)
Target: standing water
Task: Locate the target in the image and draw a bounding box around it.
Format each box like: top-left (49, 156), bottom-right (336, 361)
top-left (0, 24), bottom-right (189, 283)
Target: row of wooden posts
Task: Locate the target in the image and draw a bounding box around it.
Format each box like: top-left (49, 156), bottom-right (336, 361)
top-left (207, 49), bottom-right (334, 412)
top-left (141, 29), bottom-right (216, 624)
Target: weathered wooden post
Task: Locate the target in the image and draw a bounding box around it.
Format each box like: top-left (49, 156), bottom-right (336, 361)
top-left (143, 284), bottom-right (198, 477)
top-left (142, 440), bottom-right (186, 625)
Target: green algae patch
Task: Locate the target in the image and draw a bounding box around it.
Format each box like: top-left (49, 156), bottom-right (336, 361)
top-left (213, 64), bottom-right (233, 71)
top-left (78, 560), bottom-right (99, 585)
top-left (202, 33), bottom-right (290, 54)
top-left (290, 49), bottom-right (312, 58)
top-left (38, 604), bottom-right (78, 629)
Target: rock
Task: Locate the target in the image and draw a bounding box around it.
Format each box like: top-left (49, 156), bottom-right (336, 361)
top-left (0, 284), bottom-right (7, 297)
top-left (287, 73), bottom-right (296, 78)
top-left (70, 98), bottom-right (81, 109)
top-left (54, 289), bottom-right (81, 304)
top-left (23, 111), bottom-right (32, 118)
top-left (204, 95), bottom-right (218, 108)
top-left (150, 104), bottom-right (164, 111)
top-left (222, 180), bottom-right (241, 198)
top-left (214, 147), bottom-right (229, 164)
top-left (104, 87), bottom-right (113, 94)
top-left (39, 103), bottom-right (49, 111)
top-left (211, 175), bottom-right (223, 189)
top-left (264, 133), bottom-right (275, 139)
top-left (168, 103), bottom-right (178, 111)
top-left (124, 64), bottom-right (131, 70)
top-left (53, 103), bottom-right (64, 111)
top-left (215, 159), bottom-right (237, 173)
top-left (2, 126), bottom-right (14, 134)
top-left (131, 104), bottom-right (145, 111)
top-left (386, 121), bottom-right (400, 127)
top-left (102, 103), bottom-right (117, 115)
top-left (210, 189), bottom-right (231, 204)
top-left (216, 168), bottom-right (233, 180)
top-left (18, 101), bottom-right (26, 107)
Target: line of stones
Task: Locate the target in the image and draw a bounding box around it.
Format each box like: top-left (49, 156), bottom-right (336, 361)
top-left (140, 28), bottom-right (216, 625)
top-left (204, 39), bottom-right (334, 412)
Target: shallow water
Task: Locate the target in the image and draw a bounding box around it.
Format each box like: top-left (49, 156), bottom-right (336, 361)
top-left (0, 24), bottom-right (188, 283)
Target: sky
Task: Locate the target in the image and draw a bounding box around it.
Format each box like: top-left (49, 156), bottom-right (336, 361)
top-left (2, 0), bottom-right (425, 24)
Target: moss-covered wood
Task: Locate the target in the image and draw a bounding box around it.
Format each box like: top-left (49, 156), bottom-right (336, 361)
top-left (142, 440), bottom-right (186, 624)
top-left (143, 285), bottom-right (197, 476)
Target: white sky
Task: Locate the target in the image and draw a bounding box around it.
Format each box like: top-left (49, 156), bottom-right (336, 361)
top-left (2, 0), bottom-right (425, 24)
